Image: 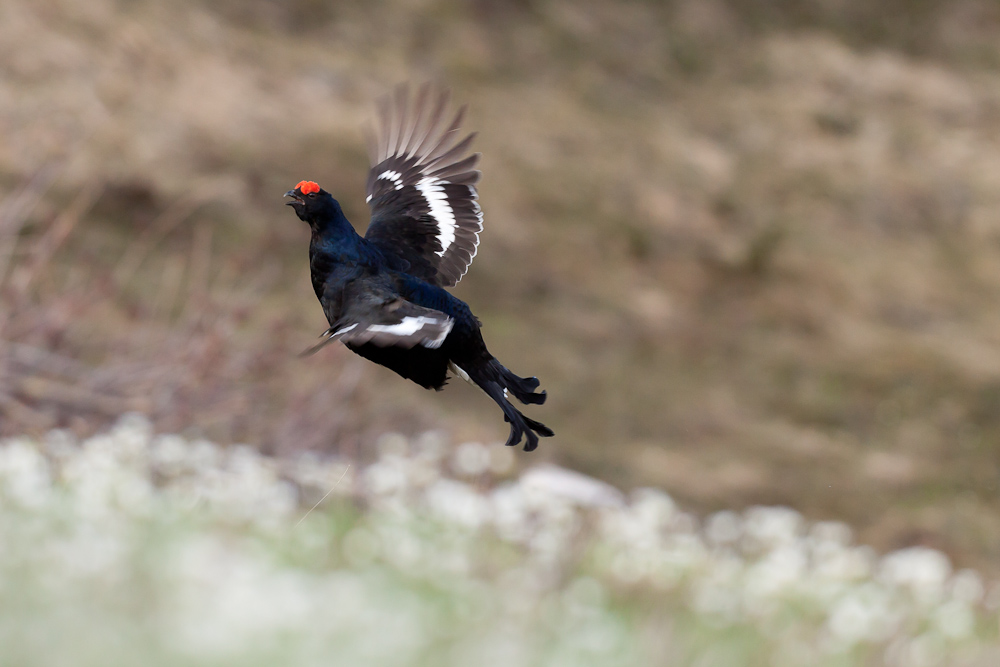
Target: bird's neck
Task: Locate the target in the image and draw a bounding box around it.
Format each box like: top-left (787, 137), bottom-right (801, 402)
top-left (309, 205), bottom-right (365, 258)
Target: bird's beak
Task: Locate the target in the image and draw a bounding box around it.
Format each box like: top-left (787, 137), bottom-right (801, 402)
top-left (284, 190), bottom-right (303, 205)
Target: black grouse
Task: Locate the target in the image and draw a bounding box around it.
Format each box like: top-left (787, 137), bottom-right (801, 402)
top-left (286, 85), bottom-right (553, 451)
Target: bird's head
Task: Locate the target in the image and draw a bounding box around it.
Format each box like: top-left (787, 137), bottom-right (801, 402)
top-left (284, 180), bottom-right (338, 224)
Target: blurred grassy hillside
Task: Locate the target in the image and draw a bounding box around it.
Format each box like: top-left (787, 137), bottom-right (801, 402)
top-left (3, 0), bottom-right (1000, 572)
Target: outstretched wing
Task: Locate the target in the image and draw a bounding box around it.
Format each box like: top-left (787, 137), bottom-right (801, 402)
top-left (303, 278), bottom-right (453, 356)
top-left (364, 84), bottom-right (483, 287)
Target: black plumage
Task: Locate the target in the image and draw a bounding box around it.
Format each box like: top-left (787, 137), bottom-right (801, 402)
top-left (286, 85), bottom-right (552, 451)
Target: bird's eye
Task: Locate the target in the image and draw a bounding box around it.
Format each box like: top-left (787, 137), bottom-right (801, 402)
top-left (307, 192), bottom-right (317, 198)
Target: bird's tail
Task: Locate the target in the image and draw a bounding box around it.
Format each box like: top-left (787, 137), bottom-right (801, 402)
top-left (461, 358), bottom-right (553, 452)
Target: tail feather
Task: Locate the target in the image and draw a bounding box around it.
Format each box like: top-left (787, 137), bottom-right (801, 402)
top-left (463, 358), bottom-right (553, 451)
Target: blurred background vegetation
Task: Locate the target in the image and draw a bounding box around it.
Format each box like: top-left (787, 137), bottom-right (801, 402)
top-left (3, 0), bottom-right (1000, 574)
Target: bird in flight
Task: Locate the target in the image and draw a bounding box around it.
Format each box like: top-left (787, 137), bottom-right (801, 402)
top-left (286, 84), bottom-right (553, 451)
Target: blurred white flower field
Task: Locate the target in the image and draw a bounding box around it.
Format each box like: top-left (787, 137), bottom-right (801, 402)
top-left (0, 416), bottom-right (998, 666)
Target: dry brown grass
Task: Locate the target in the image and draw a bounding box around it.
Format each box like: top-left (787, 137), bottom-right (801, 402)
top-left (3, 0), bottom-right (1000, 573)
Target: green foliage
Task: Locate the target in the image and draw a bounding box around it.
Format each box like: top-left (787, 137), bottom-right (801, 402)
top-left (1, 420), bottom-right (998, 665)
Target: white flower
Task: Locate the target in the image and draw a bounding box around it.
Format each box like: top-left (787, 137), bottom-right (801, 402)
top-left (705, 510), bottom-right (742, 547)
top-left (363, 458), bottom-right (409, 499)
top-left (825, 582), bottom-right (899, 647)
top-left (42, 428), bottom-right (77, 460)
top-left (0, 437), bottom-right (51, 508)
top-left (933, 599), bottom-right (975, 639)
top-left (521, 465), bottom-right (625, 509)
top-left (149, 433), bottom-right (191, 476)
top-left (742, 506), bottom-right (803, 554)
top-left (693, 554), bottom-right (744, 626)
top-left (452, 441), bottom-right (491, 476)
top-left (187, 438), bottom-right (223, 471)
top-left (598, 489), bottom-right (675, 553)
top-left (629, 487), bottom-right (677, 526)
top-left (286, 452), bottom-right (355, 499)
top-left (656, 532), bottom-right (708, 584)
top-left (950, 568), bottom-right (985, 605)
top-left (424, 478), bottom-right (490, 529)
top-left (813, 544), bottom-right (876, 583)
top-left (809, 520), bottom-right (853, 547)
top-left (61, 433), bottom-right (154, 520)
top-left (879, 547), bottom-right (952, 607)
top-left (107, 412), bottom-right (153, 465)
top-left (491, 483), bottom-right (532, 543)
top-left (743, 544), bottom-right (808, 608)
top-left (162, 535), bottom-right (313, 658)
